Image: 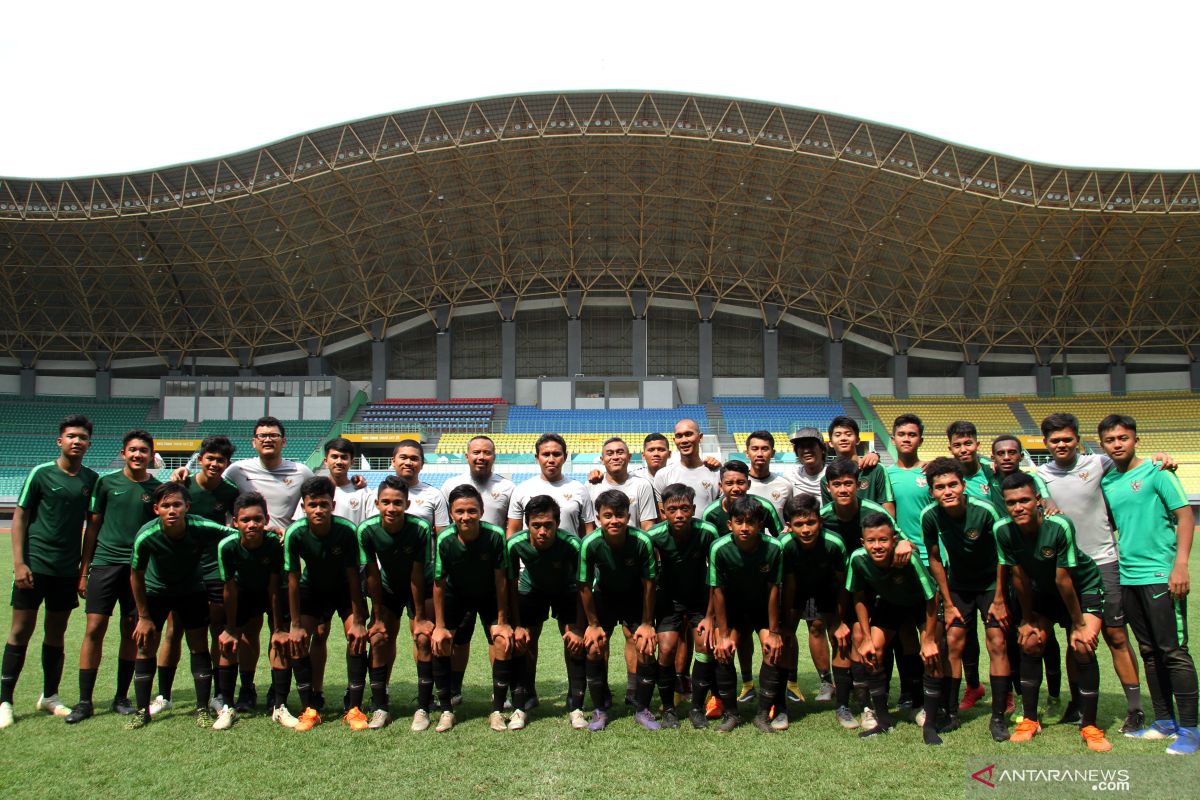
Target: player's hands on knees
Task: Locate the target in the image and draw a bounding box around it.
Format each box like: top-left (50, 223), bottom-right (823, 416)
top-left (1069, 624), bottom-right (1097, 657)
top-left (695, 616), bottom-right (713, 649)
top-left (857, 640), bottom-right (877, 669)
top-left (988, 599), bottom-right (1009, 631)
top-left (562, 628), bottom-right (585, 658)
top-left (270, 631), bottom-right (291, 658)
top-left (833, 622), bottom-right (851, 650)
top-left (412, 617), bottom-right (435, 641)
top-left (347, 622), bottom-right (368, 654)
top-left (583, 624), bottom-right (607, 654)
top-left (513, 626), bottom-right (530, 653)
top-left (367, 619), bottom-right (388, 647)
top-left (943, 604), bottom-right (964, 628)
top-left (489, 624), bottom-right (513, 655)
top-left (634, 623), bottom-right (657, 658)
top-left (288, 624), bottom-right (310, 658)
top-left (431, 626), bottom-right (453, 658)
top-left (133, 617), bottom-right (157, 652)
top-left (893, 539), bottom-right (913, 566)
top-left (920, 635), bottom-right (940, 668)
top-left (761, 631), bottom-right (783, 664)
top-left (13, 563), bottom-right (33, 590)
top-left (1169, 564), bottom-right (1190, 600)
top-left (218, 629), bottom-right (239, 659)
top-left (713, 634), bottom-right (735, 663)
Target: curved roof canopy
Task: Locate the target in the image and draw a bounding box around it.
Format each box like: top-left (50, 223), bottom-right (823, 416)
top-left (1, 91), bottom-right (1198, 366)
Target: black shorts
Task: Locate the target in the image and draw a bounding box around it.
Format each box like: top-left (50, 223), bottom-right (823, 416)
top-left (655, 595), bottom-right (706, 633)
top-left (871, 599), bottom-right (926, 633)
top-left (1098, 561), bottom-right (1125, 627)
top-left (1123, 584), bottom-right (1189, 652)
top-left (723, 602), bottom-right (770, 636)
top-left (1035, 592), bottom-right (1104, 629)
top-left (797, 586), bottom-right (839, 622)
top-left (299, 584), bottom-right (353, 623)
top-left (518, 590), bottom-right (578, 629)
top-left (234, 589), bottom-right (272, 628)
top-left (204, 580), bottom-right (224, 606)
top-left (11, 574), bottom-right (79, 613)
top-left (379, 589), bottom-right (415, 619)
top-left (594, 590), bottom-right (646, 633)
top-left (84, 564), bottom-right (134, 617)
top-left (147, 592), bottom-right (209, 631)
top-left (948, 587), bottom-right (1002, 629)
top-left (443, 590), bottom-right (500, 645)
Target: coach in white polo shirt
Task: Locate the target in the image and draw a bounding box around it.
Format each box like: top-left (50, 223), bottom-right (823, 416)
top-left (588, 436), bottom-right (658, 530)
top-left (651, 419), bottom-right (720, 509)
top-left (508, 433), bottom-right (595, 539)
top-left (440, 434), bottom-right (515, 528)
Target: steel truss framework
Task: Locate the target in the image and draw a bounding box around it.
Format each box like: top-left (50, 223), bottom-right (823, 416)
top-left (1, 91), bottom-right (1198, 369)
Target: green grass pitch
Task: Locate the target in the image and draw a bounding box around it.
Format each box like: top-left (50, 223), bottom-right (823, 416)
top-left (0, 536), bottom-right (1194, 799)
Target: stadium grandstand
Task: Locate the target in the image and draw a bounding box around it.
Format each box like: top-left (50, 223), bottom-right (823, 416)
top-left (1, 90), bottom-right (1199, 503)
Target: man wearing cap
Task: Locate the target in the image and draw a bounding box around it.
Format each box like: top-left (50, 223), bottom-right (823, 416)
top-left (785, 427), bottom-right (827, 499)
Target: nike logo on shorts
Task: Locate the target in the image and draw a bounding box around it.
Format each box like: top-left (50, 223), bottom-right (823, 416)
top-left (1152, 591), bottom-right (1169, 600)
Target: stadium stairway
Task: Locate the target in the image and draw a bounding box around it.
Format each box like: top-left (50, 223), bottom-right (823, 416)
top-left (1008, 402), bottom-right (1038, 434)
top-left (704, 403), bottom-right (726, 436)
top-left (490, 402), bottom-right (509, 432)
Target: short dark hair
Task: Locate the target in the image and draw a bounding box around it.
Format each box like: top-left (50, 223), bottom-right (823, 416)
top-left (1000, 470), bottom-right (1038, 495)
top-left (601, 436), bottom-right (628, 451)
top-left (123, 429), bottom-right (154, 450)
top-left (447, 483), bottom-right (483, 509)
top-left (152, 481), bottom-right (190, 505)
top-left (324, 437), bottom-right (355, 456)
top-left (1040, 412), bottom-right (1080, 438)
top-left (232, 491), bottom-right (268, 517)
top-left (827, 416), bottom-right (861, 438)
top-left (824, 457), bottom-right (859, 483)
top-left (377, 475), bottom-right (410, 497)
top-left (991, 434), bottom-right (1022, 453)
top-left (59, 414), bottom-right (92, 435)
top-left (199, 435), bottom-right (235, 460)
top-left (946, 420), bottom-right (977, 440)
top-left (782, 493), bottom-right (821, 522)
top-left (466, 435), bottom-right (495, 451)
top-left (861, 512), bottom-right (895, 534)
top-left (254, 416), bottom-right (285, 437)
top-left (1097, 414), bottom-right (1137, 437)
top-left (660, 482), bottom-right (696, 506)
top-left (594, 489), bottom-right (630, 516)
top-left (524, 494), bottom-right (560, 524)
top-left (728, 496), bottom-right (766, 526)
top-left (891, 414), bottom-right (923, 435)
top-left (719, 460), bottom-right (750, 481)
top-left (534, 433), bottom-right (568, 455)
top-left (643, 433), bottom-right (669, 449)
top-left (924, 456), bottom-right (964, 485)
top-left (746, 430), bottom-right (775, 449)
top-left (393, 439), bottom-right (424, 460)
top-left (300, 476), bottom-right (334, 500)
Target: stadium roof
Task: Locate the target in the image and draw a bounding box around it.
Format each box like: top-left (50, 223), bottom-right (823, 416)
top-left (2, 90), bottom-right (1199, 367)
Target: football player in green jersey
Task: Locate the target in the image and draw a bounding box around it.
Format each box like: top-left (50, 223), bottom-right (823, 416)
top-left (778, 493), bottom-right (852, 730)
top-left (822, 416), bottom-right (893, 517)
top-left (1098, 414), bottom-right (1198, 754)
top-left (430, 484), bottom-right (513, 732)
top-left (921, 457), bottom-right (1010, 741)
top-left (1, 415), bottom-right (97, 728)
top-left (709, 496), bottom-right (786, 733)
top-left (67, 430), bottom-right (160, 724)
top-left (848, 513), bottom-right (946, 745)
top-left (997, 472), bottom-right (1112, 752)
top-left (127, 482), bottom-right (236, 729)
top-left (507, 495), bottom-right (587, 729)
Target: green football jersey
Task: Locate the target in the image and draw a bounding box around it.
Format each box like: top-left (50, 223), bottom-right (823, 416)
top-left (994, 514), bottom-right (1102, 597)
top-left (781, 531), bottom-right (848, 591)
top-left (845, 547), bottom-right (937, 607)
top-left (886, 463), bottom-right (931, 565)
top-left (132, 515), bottom-right (235, 596)
top-left (707, 533), bottom-right (784, 606)
top-left (184, 475), bottom-right (240, 583)
top-left (90, 471), bottom-right (162, 567)
top-left (986, 470), bottom-right (1049, 512)
top-left (820, 462), bottom-right (895, 507)
top-left (920, 496), bottom-right (1002, 592)
top-left (1100, 459), bottom-right (1190, 586)
top-left (506, 531), bottom-right (580, 595)
top-left (960, 459), bottom-right (996, 502)
top-left (702, 496), bottom-right (783, 538)
top-left (283, 516), bottom-right (362, 593)
top-left (357, 514), bottom-right (431, 594)
top-left (579, 527), bottom-right (657, 595)
top-left (647, 518), bottom-right (718, 609)
top-left (820, 498), bottom-right (907, 555)
top-left (433, 522), bottom-right (507, 598)
top-left (16, 461), bottom-right (99, 577)
top-left (217, 532), bottom-right (283, 593)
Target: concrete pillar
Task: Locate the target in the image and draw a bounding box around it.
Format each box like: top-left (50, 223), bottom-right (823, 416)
top-left (1191, 345), bottom-right (1200, 392)
top-left (304, 338), bottom-right (327, 377)
top-left (369, 320), bottom-right (388, 401)
top-left (763, 303), bottom-right (783, 400)
top-left (961, 344), bottom-right (981, 399)
top-left (1108, 347), bottom-right (1127, 397)
top-left (500, 297), bottom-right (517, 403)
top-left (434, 306), bottom-right (451, 401)
top-left (890, 353), bottom-right (909, 400)
top-left (826, 318), bottom-right (844, 400)
top-left (698, 295), bottom-right (715, 402)
top-left (631, 289), bottom-right (649, 377)
top-left (1034, 346), bottom-right (1053, 397)
top-left (565, 290), bottom-right (583, 376)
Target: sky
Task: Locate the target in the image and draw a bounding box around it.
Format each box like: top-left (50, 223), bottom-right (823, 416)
top-left (2, 0), bottom-right (1196, 177)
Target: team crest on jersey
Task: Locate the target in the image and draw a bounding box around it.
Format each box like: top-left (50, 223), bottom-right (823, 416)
top-left (214, 502), bottom-right (225, 512)
top-left (1078, 471), bottom-right (1090, 481)
top-left (916, 477), bottom-right (927, 488)
top-left (1130, 480), bottom-right (1142, 492)
top-left (964, 528), bottom-right (980, 541)
top-left (480, 553), bottom-right (489, 561)
top-left (624, 558), bottom-right (635, 567)
top-left (563, 493), bottom-right (575, 504)
top-left (1040, 547), bottom-right (1055, 558)
top-left (260, 556), bottom-right (270, 566)
top-left (349, 498), bottom-right (360, 510)
top-left (413, 498), bottom-right (426, 506)
top-left (759, 564), bottom-right (770, 573)
top-left (859, 480), bottom-right (870, 491)
top-left (772, 489), bottom-right (785, 500)
top-left (141, 494), bottom-right (151, 503)
top-left (331, 546), bottom-right (343, 555)
top-left (81, 486), bottom-right (91, 497)
top-left (491, 491), bottom-right (504, 500)
top-left (551, 561), bottom-right (561, 569)
top-left (283, 477), bottom-right (294, 486)
top-left (892, 574), bottom-right (904, 584)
